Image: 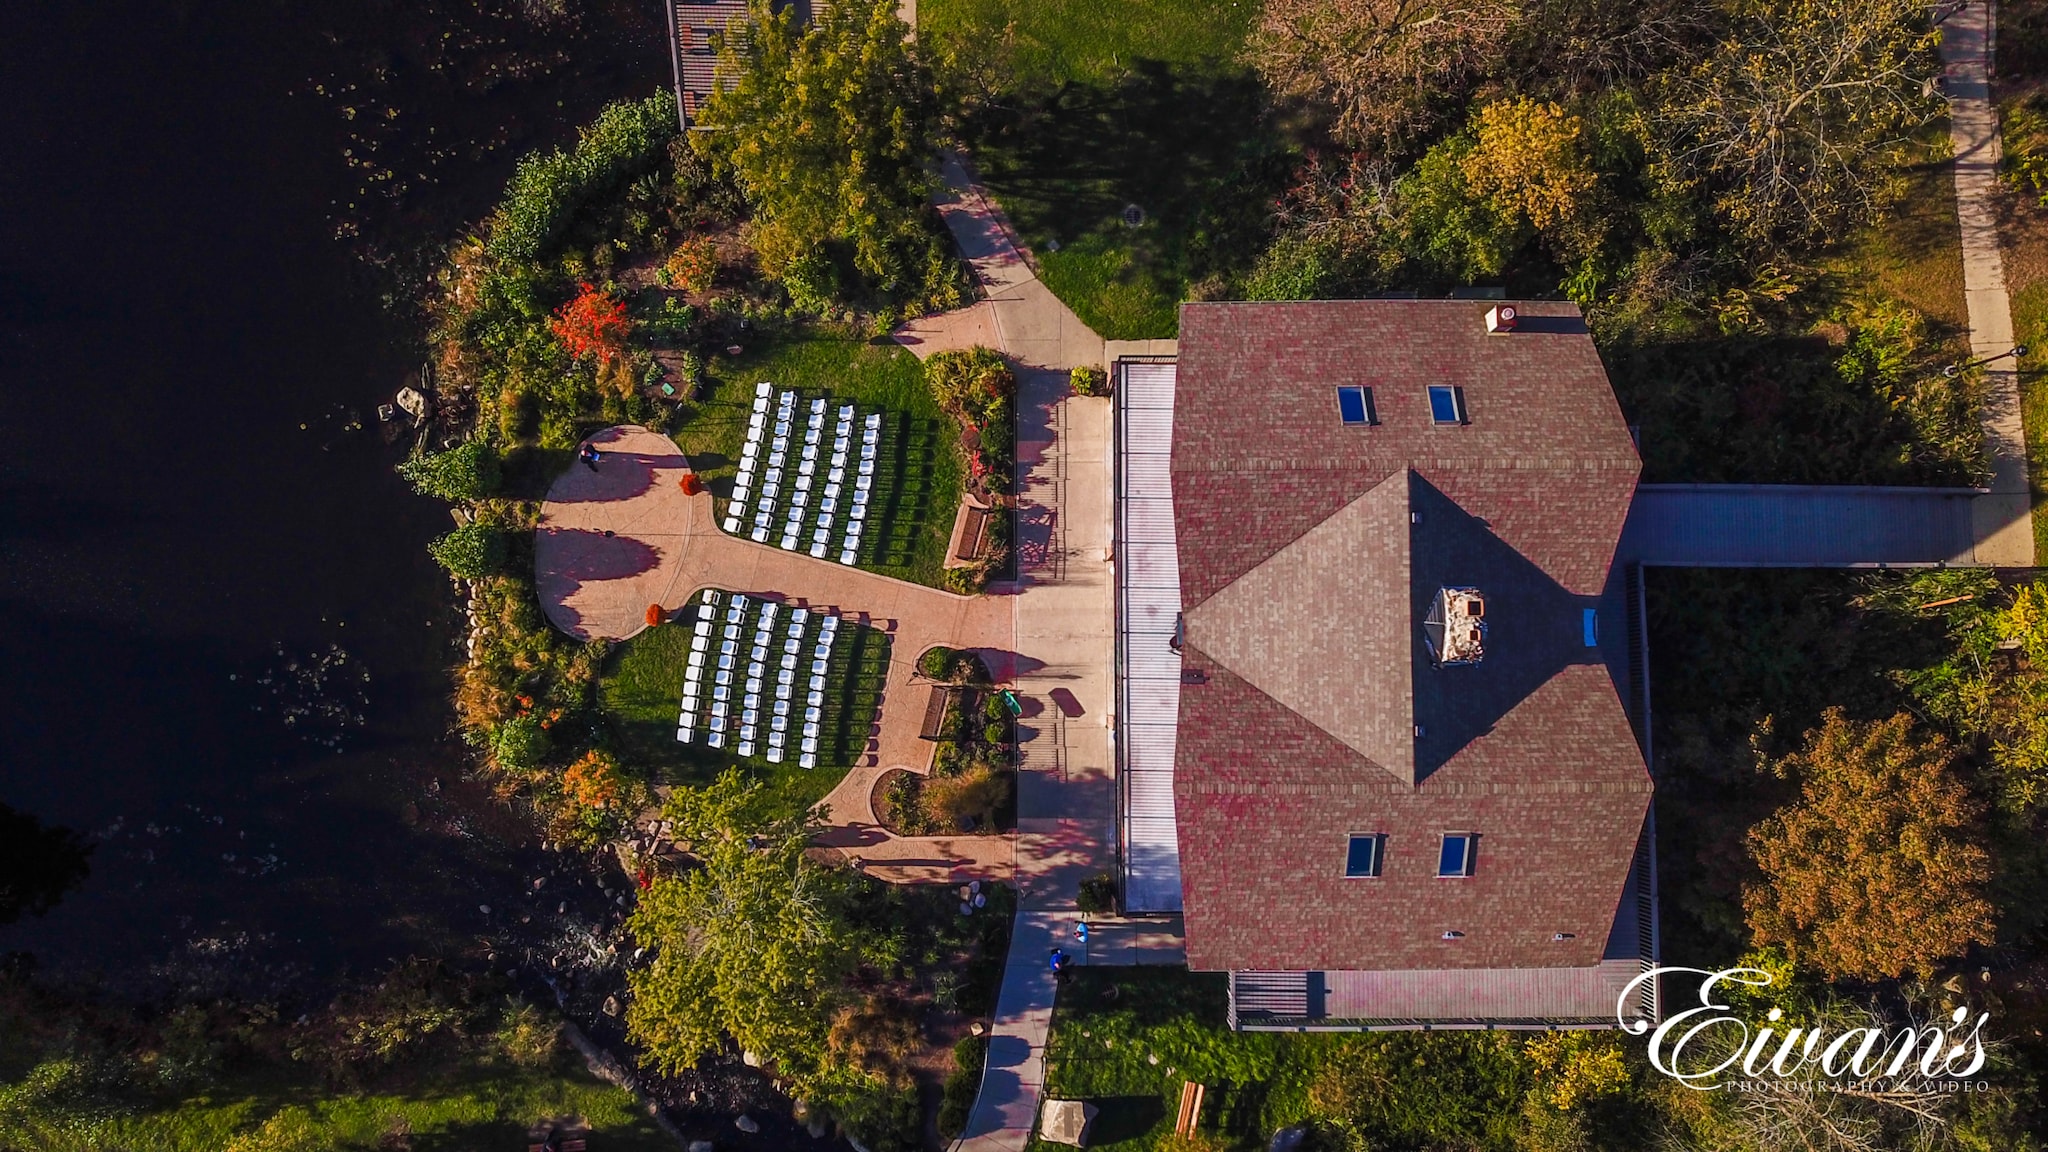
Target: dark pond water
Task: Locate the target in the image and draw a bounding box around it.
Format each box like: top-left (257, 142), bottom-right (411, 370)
top-left (0, 0), bottom-right (664, 991)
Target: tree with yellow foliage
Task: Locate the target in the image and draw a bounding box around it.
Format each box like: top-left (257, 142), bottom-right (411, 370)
top-left (1743, 708), bottom-right (1994, 980)
top-left (1460, 97), bottom-right (1597, 233)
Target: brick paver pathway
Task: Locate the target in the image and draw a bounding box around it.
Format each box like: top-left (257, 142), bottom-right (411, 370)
top-left (536, 425), bottom-right (1016, 880)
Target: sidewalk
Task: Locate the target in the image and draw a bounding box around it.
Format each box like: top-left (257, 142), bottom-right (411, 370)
top-left (1943, 0), bottom-right (2036, 565)
top-left (931, 155), bottom-right (1119, 1152)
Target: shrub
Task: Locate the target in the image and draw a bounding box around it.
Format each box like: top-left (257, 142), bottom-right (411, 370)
top-left (398, 440), bottom-right (501, 502)
top-left (487, 94), bottom-right (678, 265)
top-left (1076, 873), bottom-right (1117, 915)
top-left (918, 646), bottom-right (956, 679)
top-left (981, 721), bottom-right (1008, 746)
top-left (922, 765), bottom-right (1010, 832)
top-left (494, 999), bottom-right (561, 1070)
top-left (493, 713), bottom-right (550, 773)
top-left (925, 347), bottom-right (1013, 429)
top-left (550, 282), bottom-right (631, 364)
top-left (1069, 365), bottom-right (1108, 397)
top-left (937, 1035), bottom-right (988, 1139)
top-left (428, 522), bottom-right (509, 578)
top-left (664, 236), bottom-right (720, 293)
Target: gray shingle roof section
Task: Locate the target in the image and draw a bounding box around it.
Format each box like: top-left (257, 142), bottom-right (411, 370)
top-left (1116, 361), bottom-right (1185, 913)
top-left (1185, 470), bottom-right (1415, 784)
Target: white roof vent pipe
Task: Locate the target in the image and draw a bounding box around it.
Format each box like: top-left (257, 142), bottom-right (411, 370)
top-left (1485, 304), bottom-right (1518, 335)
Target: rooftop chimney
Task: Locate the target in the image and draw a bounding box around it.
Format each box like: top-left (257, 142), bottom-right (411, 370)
top-left (1485, 304), bottom-right (1518, 335)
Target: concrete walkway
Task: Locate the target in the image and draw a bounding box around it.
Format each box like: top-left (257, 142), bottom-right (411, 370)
top-left (1620, 484), bottom-right (1982, 567)
top-left (1944, 0), bottom-right (2036, 565)
top-left (928, 155), bottom-right (1121, 1152)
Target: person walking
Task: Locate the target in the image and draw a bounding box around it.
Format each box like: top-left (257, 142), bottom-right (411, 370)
top-left (579, 442), bottom-right (601, 472)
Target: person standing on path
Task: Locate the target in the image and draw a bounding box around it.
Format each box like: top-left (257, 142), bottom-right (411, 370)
top-left (579, 443), bottom-right (601, 472)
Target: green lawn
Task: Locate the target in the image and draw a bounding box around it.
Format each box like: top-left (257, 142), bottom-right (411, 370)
top-left (599, 610), bottom-right (888, 819)
top-left (669, 333), bottom-right (963, 589)
top-left (3, 1063), bottom-right (667, 1152)
top-left (1834, 151), bottom-right (1969, 333)
top-left (2011, 280), bottom-right (2048, 560)
top-left (925, 0), bottom-right (1287, 339)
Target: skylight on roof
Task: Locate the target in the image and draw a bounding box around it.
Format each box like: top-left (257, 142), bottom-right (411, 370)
top-left (1344, 833), bottom-right (1382, 877)
top-left (1336, 385), bottom-right (1377, 426)
top-left (1438, 833), bottom-right (1476, 877)
top-left (1428, 385), bottom-right (1467, 425)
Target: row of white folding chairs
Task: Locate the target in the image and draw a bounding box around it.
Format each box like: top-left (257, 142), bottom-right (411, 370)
top-left (743, 389), bottom-right (801, 543)
top-left (678, 589), bottom-right (742, 743)
top-left (798, 615), bottom-right (841, 768)
top-left (804, 405), bottom-right (857, 557)
top-left (724, 384), bottom-right (780, 532)
top-left (778, 398), bottom-right (830, 550)
top-left (760, 606), bottom-right (813, 763)
top-left (734, 600), bottom-right (784, 756)
top-left (838, 413), bottom-right (885, 564)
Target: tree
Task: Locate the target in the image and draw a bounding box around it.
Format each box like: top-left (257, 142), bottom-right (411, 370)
top-left (1743, 708), bottom-right (1994, 981)
top-left (548, 283), bottom-right (631, 365)
top-left (1460, 97), bottom-right (1598, 234)
top-left (1652, 0), bottom-right (1941, 245)
top-left (397, 440), bottom-right (500, 502)
top-left (1244, 0), bottom-right (1522, 151)
top-left (625, 770), bottom-right (860, 1091)
top-left (427, 522), bottom-right (509, 579)
top-left (694, 0), bottom-right (960, 312)
top-left (487, 94), bottom-right (678, 265)
top-left (0, 802), bottom-right (90, 926)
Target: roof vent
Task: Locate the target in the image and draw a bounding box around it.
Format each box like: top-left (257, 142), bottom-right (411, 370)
top-left (1552, 932), bottom-right (1577, 942)
top-left (1486, 304), bottom-right (1518, 334)
top-left (1442, 930), bottom-right (1465, 940)
top-left (1424, 587), bottom-right (1487, 667)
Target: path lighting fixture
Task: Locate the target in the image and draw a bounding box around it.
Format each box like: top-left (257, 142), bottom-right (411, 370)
top-left (1945, 345), bottom-right (2027, 378)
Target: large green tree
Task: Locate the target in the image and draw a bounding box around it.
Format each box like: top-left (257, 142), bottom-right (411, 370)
top-left (625, 771), bottom-right (860, 1091)
top-left (695, 0), bottom-right (960, 313)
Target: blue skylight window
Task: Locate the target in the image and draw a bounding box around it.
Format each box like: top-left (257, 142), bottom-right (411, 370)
top-left (1428, 385), bottom-right (1467, 425)
top-left (1345, 833), bottom-right (1382, 877)
top-left (1336, 385), bottom-right (1377, 426)
top-left (1438, 833), bottom-right (1475, 877)
top-left (1583, 608), bottom-right (1599, 647)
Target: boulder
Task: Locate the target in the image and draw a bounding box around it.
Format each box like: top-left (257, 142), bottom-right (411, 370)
top-left (687, 1142), bottom-right (714, 1152)
top-left (734, 1114), bottom-right (760, 1134)
top-left (1038, 1099), bottom-right (1098, 1146)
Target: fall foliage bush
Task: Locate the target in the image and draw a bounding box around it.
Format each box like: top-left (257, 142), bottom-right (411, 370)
top-left (549, 282), bottom-right (631, 365)
top-left (663, 236), bottom-right (720, 294)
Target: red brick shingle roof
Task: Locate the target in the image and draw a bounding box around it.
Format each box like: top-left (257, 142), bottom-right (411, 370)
top-left (1169, 300), bottom-right (1650, 974)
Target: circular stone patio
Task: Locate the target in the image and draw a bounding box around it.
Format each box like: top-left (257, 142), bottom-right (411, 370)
top-left (533, 425), bottom-right (701, 640)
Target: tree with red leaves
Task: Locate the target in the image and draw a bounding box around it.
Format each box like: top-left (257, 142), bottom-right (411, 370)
top-left (550, 282), bottom-right (631, 364)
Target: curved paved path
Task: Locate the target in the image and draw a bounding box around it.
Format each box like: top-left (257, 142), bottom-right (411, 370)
top-left (536, 425), bottom-right (1016, 880)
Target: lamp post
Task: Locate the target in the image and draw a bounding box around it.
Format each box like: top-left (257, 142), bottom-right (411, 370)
top-left (1945, 345), bottom-right (2028, 378)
